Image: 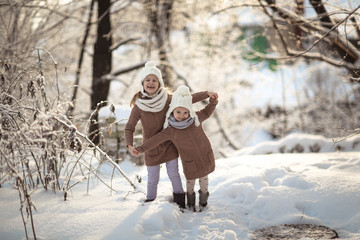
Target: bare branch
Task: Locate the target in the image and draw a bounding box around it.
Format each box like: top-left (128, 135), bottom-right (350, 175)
top-left (259, 0), bottom-right (360, 75)
top-left (110, 37), bottom-right (142, 51)
top-left (107, 61), bottom-right (146, 77)
top-left (54, 116), bottom-right (137, 190)
top-left (17, 2), bottom-right (92, 24)
top-left (212, 3), bottom-right (262, 16)
top-left (350, 17), bottom-right (360, 40)
top-left (258, 0), bottom-right (291, 55)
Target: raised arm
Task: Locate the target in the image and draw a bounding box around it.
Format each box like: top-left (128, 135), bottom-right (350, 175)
top-left (135, 128), bottom-right (171, 154)
top-left (197, 97), bottom-right (218, 123)
top-left (191, 91), bottom-right (208, 103)
top-left (192, 90), bottom-right (218, 104)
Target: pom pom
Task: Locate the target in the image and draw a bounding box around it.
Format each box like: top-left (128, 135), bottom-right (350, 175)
top-left (175, 85), bottom-right (190, 96)
top-left (145, 61), bottom-right (156, 67)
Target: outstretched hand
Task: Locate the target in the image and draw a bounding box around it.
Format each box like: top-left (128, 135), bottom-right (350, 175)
top-left (208, 91), bottom-right (218, 100)
top-left (128, 145), bottom-right (139, 156)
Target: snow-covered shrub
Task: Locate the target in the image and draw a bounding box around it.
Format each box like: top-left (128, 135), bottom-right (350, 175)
top-left (0, 52), bottom-right (85, 238)
top-left (0, 52), bottom-right (135, 239)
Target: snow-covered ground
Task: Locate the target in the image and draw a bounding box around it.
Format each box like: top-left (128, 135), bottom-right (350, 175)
top-left (1, 133), bottom-right (360, 240)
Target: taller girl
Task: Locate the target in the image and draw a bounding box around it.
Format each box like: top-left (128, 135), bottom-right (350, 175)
top-left (125, 61), bottom-right (216, 209)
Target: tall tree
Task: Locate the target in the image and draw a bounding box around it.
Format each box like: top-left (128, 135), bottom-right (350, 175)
top-left (89, 0), bottom-right (112, 144)
top-left (68, 0), bottom-right (95, 117)
top-left (144, 0), bottom-right (174, 87)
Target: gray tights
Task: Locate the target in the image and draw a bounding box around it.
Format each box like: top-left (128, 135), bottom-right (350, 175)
top-left (146, 158), bottom-right (184, 200)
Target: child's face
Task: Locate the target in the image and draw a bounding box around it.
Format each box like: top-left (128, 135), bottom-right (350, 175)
top-left (173, 107), bottom-right (189, 122)
top-left (142, 74), bottom-right (160, 95)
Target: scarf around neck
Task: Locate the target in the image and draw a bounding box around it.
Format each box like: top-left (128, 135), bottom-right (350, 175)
top-left (135, 88), bottom-right (168, 112)
top-left (168, 114), bottom-right (195, 129)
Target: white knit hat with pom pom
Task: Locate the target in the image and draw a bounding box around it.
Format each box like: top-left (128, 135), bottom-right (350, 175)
top-left (163, 85), bottom-right (200, 129)
top-left (139, 61), bottom-right (164, 95)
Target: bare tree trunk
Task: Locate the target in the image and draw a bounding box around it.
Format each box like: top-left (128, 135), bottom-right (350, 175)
top-left (68, 0), bottom-right (95, 117)
top-left (295, 0), bottom-right (304, 50)
top-left (89, 0), bottom-right (112, 144)
top-left (67, 0), bottom-right (95, 117)
top-left (145, 0), bottom-right (174, 88)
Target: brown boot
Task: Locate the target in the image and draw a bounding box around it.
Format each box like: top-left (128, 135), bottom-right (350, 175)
top-left (198, 190), bottom-right (209, 212)
top-left (173, 192), bottom-right (185, 209)
top-left (187, 192), bottom-right (196, 212)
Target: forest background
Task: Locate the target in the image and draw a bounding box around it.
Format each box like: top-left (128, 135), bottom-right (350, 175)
top-left (1, 0), bottom-right (360, 239)
top-left (2, 0), bottom-right (360, 153)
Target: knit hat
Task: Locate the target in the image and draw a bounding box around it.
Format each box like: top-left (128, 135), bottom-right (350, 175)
top-left (139, 61), bottom-right (164, 95)
top-left (163, 85), bottom-right (200, 129)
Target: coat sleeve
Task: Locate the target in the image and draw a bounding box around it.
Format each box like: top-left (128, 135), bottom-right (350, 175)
top-left (197, 97), bottom-right (218, 123)
top-left (135, 128), bottom-right (172, 153)
top-left (124, 106), bottom-right (141, 147)
top-left (191, 91), bottom-right (208, 103)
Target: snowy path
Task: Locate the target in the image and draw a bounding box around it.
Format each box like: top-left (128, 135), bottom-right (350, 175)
top-left (1, 152), bottom-right (360, 240)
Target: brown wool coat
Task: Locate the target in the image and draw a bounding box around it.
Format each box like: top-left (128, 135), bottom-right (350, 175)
top-left (125, 91), bottom-right (209, 166)
top-left (136, 98), bottom-right (218, 180)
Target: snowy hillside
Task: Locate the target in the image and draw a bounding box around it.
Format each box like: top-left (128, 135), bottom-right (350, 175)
top-left (1, 134), bottom-right (360, 240)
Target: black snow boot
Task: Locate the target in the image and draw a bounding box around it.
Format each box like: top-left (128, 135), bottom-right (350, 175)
top-left (173, 192), bottom-right (185, 210)
top-left (186, 192), bottom-right (196, 212)
top-left (198, 190), bottom-right (209, 212)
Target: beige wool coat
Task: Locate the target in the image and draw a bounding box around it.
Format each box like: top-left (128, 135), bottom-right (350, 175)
top-left (125, 91), bottom-right (209, 166)
top-left (136, 98), bottom-right (218, 180)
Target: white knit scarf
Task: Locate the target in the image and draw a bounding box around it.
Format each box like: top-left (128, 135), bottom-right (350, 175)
top-left (135, 88), bottom-right (168, 112)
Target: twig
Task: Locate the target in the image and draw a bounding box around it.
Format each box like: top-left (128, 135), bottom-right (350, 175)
top-left (54, 116), bottom-right (136, 190)
top-left (66, 161), bottom-right (118, 194)
top-left (34, 47), bottom-right (60, 105)
top-left (332, 128), bottom-right (360, 143)
top-left (124, 190), bottom-right (146, 200)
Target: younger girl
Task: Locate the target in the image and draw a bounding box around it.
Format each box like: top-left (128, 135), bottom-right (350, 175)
top-left (134, 85), bottom-right (218, 212)
top-left (125, 61), bottom-right (215, 209)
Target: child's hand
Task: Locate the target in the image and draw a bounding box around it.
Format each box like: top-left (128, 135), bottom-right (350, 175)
top-left (208, 91), bottom-right (218, 100)
top-left (133, 148), bottom-right (139, 156)
top-left (128, 145), bottom-right (139, 156)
